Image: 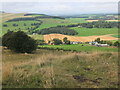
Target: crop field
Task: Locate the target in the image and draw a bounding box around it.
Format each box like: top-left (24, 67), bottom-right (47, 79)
top-left (39, 44), bottom-right (118, 52)
top-left (35, 18), bottom-right (75, 30)
top-left (43, 34), bottom-right (118, 43)
top-left (72, 27), bottom-right (118, 36)
top-left (2, 48), bottom-right (118, 88)
top-left (2, 21), bottom-right (40, 35)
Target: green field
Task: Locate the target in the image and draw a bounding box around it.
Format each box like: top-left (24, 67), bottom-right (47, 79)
top-left (71, 27), bottom-right (118, 36)
top-left (2, 21), bottom-right (40, 35)
top-left (29, 34), bottom-right (43, 40)
top-left (111, 34), bottom-right (120, 38)
top-left (39, 44), bottom-right (118, 52)
top-left (35, 18), bottom-right (75, 30)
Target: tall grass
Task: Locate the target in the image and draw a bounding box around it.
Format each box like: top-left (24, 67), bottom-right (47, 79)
top-left (2, 49), bottom-right (118, 88)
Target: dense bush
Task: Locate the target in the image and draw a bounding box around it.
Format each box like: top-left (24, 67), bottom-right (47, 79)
top-left (2, 31), bottom-right (37, 53)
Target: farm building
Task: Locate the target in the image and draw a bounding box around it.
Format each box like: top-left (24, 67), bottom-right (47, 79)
top-left (70, 41), bottom-right (82, 44)
top-left (96, 44), bottom-right (108, 47)
top-left (89, 42), bottom-right (98, 45)
top-left (78, 25), bottom-right (82, 28)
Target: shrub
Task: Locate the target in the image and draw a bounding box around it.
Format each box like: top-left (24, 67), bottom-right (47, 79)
top-left (2, 31), bottom-right (37, 53)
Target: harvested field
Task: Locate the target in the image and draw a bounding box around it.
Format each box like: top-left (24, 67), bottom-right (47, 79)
top-left (44, 34), bottom-right (118, 43)
top-left (105, 20), bottom-right (118, 22)
top-left (1, 13), bottom-right (33, 22)
top-left (87, 20), bottom-right (118, 22)
top-left (87, 20), bottom-right (99, 22)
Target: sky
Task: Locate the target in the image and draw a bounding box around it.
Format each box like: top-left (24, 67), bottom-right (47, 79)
top-left (0, 0), bottom-right (119, 16)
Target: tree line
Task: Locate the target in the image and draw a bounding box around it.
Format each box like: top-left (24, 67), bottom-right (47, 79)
top-left (78, 21), bottom-right (118, 28)
top-left (34, 27), bottom-right (78, 35)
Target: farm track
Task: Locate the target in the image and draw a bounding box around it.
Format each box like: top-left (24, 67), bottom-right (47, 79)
top-left (44, 34), bottom-right (118, 43)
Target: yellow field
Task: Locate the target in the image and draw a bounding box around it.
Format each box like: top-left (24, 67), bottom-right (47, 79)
top-left (87, 20), bottom-right (118, 22)
top-left (44, 34), bottom-right (118, 43)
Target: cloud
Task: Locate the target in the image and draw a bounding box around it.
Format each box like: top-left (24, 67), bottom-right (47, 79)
top-left (1, 1), bottom-right (118, 15)
top-left (0, 0), bottom-right (119, 2)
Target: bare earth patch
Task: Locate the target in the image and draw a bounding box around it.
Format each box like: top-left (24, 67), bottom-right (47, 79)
top-left (44, 34), bottom-right (118, 43)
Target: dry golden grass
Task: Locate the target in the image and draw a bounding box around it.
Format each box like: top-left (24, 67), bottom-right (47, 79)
top-left (2, 48), bottom-right (118, 88)
top-left (1, 13), bottom-right (33, 22)
top-left (87, 20), bottom-right (99, 22)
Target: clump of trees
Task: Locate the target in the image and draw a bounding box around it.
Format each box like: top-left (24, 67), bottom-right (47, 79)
top-left (78, 21), bottom-right (118, 28)
top-left (53, 38), bottom-right (62, 45)
top-left (2, 31), bottom-right (37, 53)
top-left (35, 27), bottom-right (78, 35)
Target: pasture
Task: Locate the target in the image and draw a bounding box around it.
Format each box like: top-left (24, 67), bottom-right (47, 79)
top-left (72, 27), bottom-right (118, 36)
top-left (39, 44), bottom-right (118, 52)
top-left (35, 18), bottom-right (75, 30)
top-left (29, 34), bottom-right (44, 40)
top-left (2, 48), bottom-right (118, 88)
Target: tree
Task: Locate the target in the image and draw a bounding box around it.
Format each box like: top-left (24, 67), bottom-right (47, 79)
top-left (2, 31), bottom-right (14, 47)
top-left (3, 24), bottom-right (8, 27)
top-left (2, 31), bottom-right (37, 53)
top-left (95, 38), bottom-right (101, 43)
top-left (63, 37), bottom-right (67, 42)
top-left (24, 23), bottom-right (26, 26)
top-left (63, 37), bottom-right (70, 45)
top-left (53, 38), bottom-right (62, 45)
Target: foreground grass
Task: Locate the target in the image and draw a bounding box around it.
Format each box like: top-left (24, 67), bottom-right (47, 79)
top-left (39, 44), bottom-right (118, 52)
top-left (2, 49), bottom-right (118, 88)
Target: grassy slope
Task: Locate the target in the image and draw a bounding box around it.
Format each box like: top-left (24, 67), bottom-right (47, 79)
top-left (2, 49), bottom-right (118, 88)
top-left (35, 18), bottom-right (76, 30)
top-left (71, 27), bottom-right (118, 36)
top-left (2, 21), bottom-right (40, 35)
top-left (39, 44), bottom-right (118, 52)
top-left (29, 34), bottom-right (43, 40)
